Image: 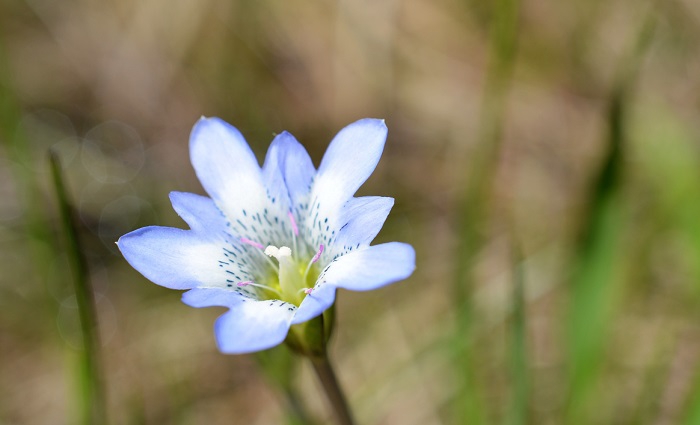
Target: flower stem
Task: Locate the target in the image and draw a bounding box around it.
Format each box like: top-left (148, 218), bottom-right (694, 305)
top-left (309, 354), bottom-right (355, 425)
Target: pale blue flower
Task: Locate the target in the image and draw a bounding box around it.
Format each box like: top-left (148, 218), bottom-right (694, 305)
top-left (118, 117), bottom-right (415, 354)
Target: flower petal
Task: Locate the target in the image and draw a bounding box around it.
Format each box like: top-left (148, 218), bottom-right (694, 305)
top-left (291, 283), bottom-right (337, 324)
top-left (190, 117), bottom-right (280, 245)
top-left (330, 196), bottom-right (394, 258)
top-left (169, 191), bottom-right (227, 238)
top-left (183, 288), bottom-right (295, 354)
top-left (302, 118), bottom-right (388, 250)
top-left (315, 118), bottom-right (387, 207)
top-left (322, 242), bottom-right (415, 291)
top-left (117, 227), bottom-right (235, 290)
top-left (292, 242), bottom-right (414, 324)
top-left (262, 131), bottom-right (316, 219)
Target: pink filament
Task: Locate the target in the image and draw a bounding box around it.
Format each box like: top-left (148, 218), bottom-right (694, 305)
top-left (312, 244), bottom-right (325, 263)
top-left (240, 237), bottom-right (264, 249)
top-left (237, 281), bottom-right (254, 287)
top-left (287, 211), bottom-right (299, 236)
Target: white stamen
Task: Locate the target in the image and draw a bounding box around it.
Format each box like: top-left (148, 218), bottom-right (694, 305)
top-left (254, 246), bottom-right (279, 271)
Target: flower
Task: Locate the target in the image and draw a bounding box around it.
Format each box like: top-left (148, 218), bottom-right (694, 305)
top-left (118, 117), bottom-right (415, 354)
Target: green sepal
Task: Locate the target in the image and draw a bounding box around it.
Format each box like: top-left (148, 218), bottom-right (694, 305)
top-left (323, 298), bottom-right (336, 343)
top-left (285, 314), bottom-right (326, 358)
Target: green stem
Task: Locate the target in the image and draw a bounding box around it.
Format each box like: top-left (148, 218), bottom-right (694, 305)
top-left (49, 151), bottom-right (106, 425)
top-left (309, 354), bottom-right (355, 425)
top-left (281, 385), bottom-right (318, 425)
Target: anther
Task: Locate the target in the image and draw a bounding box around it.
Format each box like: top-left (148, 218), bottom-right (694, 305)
top-left (264, 245), bottom-right (279, 258)
top-left (265, 245), bottom-right (292, 260)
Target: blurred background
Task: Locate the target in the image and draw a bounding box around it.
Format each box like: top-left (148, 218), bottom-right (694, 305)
top-left (2, 0), bottom-right (700, 424)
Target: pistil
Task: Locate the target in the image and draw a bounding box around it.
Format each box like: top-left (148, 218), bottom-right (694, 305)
top-left (265, 245), bottom-right (300, 299)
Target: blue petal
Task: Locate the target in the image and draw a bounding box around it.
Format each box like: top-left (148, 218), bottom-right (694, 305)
top-left (117, 226), bottom-right (233, 290)
top-left (291, 283), bottom-right (337, 324)
top-left (316, 119), bottom-right (387, 205)
top-left (322, 242), bottom-right (415, 291)
top-left (169, 191), bottom-right (227, 237)
top-left (183, 288), bottom-right (295, 354)
top-left (331, 196), bottom-right (394, 257)
top-left (292, 242), bottom-right (415, 324)
top-left (262, 131), bottom-right (316, 217)
top-left (190, 117), bottom-right (277, 244)
top-left (301, 119), bottom-right (388, 250)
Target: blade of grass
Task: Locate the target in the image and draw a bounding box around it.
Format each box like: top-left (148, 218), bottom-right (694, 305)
top-left (564, 9), bottom-right (656, 424)
top-left (681, 366), bottom-right (700, 425)
top-left (505, 242), bottom-right (528, 425)
top-left (49, 152), bottom-right (106, 425)
top-left (452, 0), bottom-right (519, 422)
top-left (565, 73), bottom-right (626, 425)
top-left (0, 39), bottom-right (56, 315)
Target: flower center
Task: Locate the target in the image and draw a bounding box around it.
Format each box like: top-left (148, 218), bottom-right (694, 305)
top-left (237, 242), bottom-right (324, 306)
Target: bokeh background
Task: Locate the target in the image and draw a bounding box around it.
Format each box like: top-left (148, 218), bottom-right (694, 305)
top-left (3, 0), bottom-right (700, 424)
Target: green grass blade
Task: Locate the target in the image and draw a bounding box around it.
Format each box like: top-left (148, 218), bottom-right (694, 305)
top-left (565, 10), bottom-right (656, 424)
top-left (49, 152), bottom-right (107, 425)
top-left (0, 38), bottom-right (56, 316)
top-left (506, 243), bottom-right (528, 425)
top-left (452, 0), bottom-right (519, 422)
top-left (682, 369), bottom-right (700, 425)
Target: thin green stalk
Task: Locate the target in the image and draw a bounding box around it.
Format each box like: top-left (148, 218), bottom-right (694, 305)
top-left (565, 9), bottom-right (656, 424)
top-left (49, 152), bottom-right (106, 425)
top-left (256, 345), bottom-right (319, 425)
top-left (682, 364), bottom-right (700, 425)
top-left (286, 307), bottom-right (352, 425)
top-left (453, 0), bottom-right (519, 422)
top-left (0, 40), bottom-right (55, 319)
top-left (565, 71), bottom-right (625, 425)
top-left (506, 243), bottom-right (528, 425)
top-left (281, 385), bottom-right (318, 425)
top-left (309, 353), bottom-right (355, 425)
